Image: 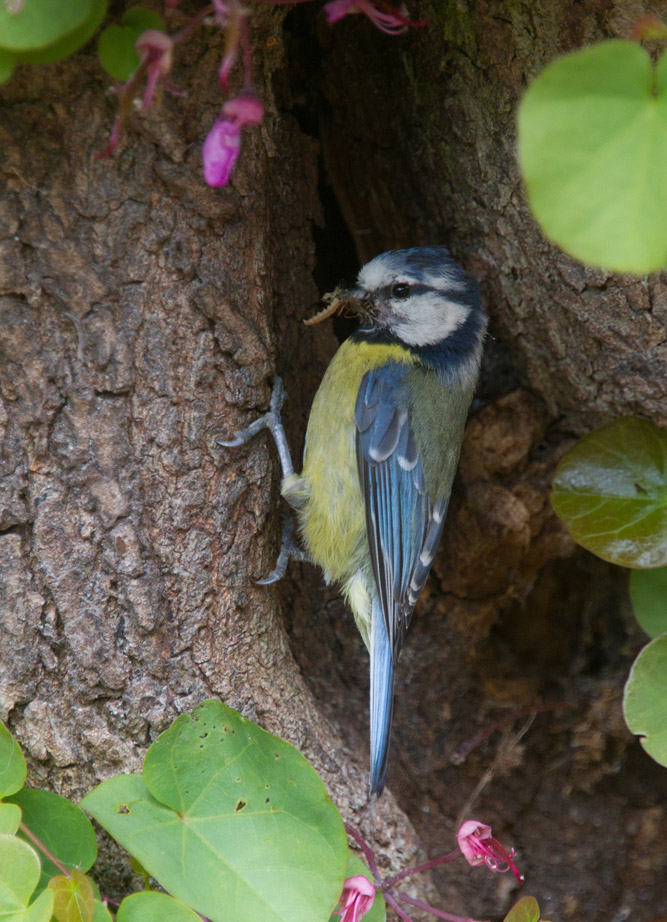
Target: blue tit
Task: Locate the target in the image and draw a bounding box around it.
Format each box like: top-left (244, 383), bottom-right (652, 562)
top-left (221, 246), bottom-right (486, 796)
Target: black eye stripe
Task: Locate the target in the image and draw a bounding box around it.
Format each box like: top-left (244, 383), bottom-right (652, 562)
top-left (374, 283), bottom-right (476, 310)
top-left (378, 282), bottom-right (436, 299)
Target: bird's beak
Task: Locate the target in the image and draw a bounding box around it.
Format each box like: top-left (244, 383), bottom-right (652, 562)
top-left (304, 285), bottom-right (375, 326)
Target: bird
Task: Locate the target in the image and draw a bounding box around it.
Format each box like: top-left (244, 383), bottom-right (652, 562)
top-left (220, 246), bottom-right (487, 796)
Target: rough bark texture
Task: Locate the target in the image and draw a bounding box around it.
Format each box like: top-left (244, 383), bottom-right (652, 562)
top-left (0, 7), bottom-right (422, 896)
top-left (1, 1), bottom-right (666, 921)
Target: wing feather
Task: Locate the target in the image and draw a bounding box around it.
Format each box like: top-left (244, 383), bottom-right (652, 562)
top-left (355, 365), bottom-right (447, 662)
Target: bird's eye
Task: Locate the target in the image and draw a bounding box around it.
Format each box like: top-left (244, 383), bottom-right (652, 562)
top-left (391, 282), bottom-right (411, 300)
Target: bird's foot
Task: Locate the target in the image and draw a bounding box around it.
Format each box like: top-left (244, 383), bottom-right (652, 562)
top-left (218, 376), bottom-right (295, 479)
top-left (256, 515), bottom-right (312, 585)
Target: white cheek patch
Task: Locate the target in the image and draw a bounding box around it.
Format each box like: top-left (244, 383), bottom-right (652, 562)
top-left (390, 295), bottom-right (469, 346)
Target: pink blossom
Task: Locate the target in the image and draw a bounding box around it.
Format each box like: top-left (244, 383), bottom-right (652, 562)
top-left (457, 820), bottom-right (524, 883)
top-left (324, 0), bottom-right (428, 34)
top-left (335, 876), bottom-right (376, 922)
top-left (222, 92), bottom-right (264, 127)
top-left (135, 29), bottom-right (174, 109)
top-left (202, 91), bottom-right (264, 187)
top-left (202, 119), bottom-right (241, 186)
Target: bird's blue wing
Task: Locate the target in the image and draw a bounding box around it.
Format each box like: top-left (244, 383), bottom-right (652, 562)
top-left (356, 364), bottom-right (449, 795)
top-left (355, 364), bottom-right (448, 661)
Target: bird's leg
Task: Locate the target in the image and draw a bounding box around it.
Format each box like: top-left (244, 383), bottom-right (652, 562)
top-left (218, 375), bottom-right (294, 478)
top-left (255, 514), bottom-right (311, 584)
top-left (218, 376), bottom-right (312, 582)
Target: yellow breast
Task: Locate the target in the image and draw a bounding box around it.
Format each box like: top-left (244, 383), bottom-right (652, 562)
top-left (297, 338), bottom-right (416, 584)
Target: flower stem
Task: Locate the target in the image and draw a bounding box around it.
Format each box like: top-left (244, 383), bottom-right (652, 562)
top-left (397, 892), bottom-right (487, 922)
top-left (20, 821), bottom-right (71, 877)
top-left (171, 5), bottom-right (215, 44)
top-left (383, 890), bottom-right (416, 922)
top-left (344, 823), bottom-right (381, 883)
top-left (382, 850), bottom-right (460, 889)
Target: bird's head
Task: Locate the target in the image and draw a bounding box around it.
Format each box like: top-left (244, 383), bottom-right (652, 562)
top-left (307, 247), bottom-right (486, 362)
top-left (352, 246), bottom-right (485, 348)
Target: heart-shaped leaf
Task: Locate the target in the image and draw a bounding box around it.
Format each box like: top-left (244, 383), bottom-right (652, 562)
top-left (519, 40), bottom-right (667, 273)
top-left (82, 700), bottom-right (347, 922)
top-left (49, 870), bottom-right (95, 922)
top-left (551, 417), bottom-right (667, 567)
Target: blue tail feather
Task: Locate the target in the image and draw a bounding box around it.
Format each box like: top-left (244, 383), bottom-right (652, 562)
top-left (370, 597), bottom-right (394, 796)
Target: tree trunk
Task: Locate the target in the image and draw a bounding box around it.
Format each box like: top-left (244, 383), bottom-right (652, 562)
top-left (1, 1), bottom-right (666, 920)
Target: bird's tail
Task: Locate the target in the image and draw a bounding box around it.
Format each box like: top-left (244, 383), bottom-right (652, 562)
top-left (370, 596), bottom-right (394, 797)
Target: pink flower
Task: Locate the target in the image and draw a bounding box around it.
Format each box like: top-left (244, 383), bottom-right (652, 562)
top-left (135, 30), bottom-right (173, 109)
top-left (222, 93), bottom-right (264, 127)
top-left (202, 91), bottom-right (264, 187)
top-left (457, 820), bottom-right (524, 883)
top-left (202, 119), bottom-right (241, 186)
top-left (335, 875), bottom-right (376, 922)
top-left (324, 0), bottom-right (428, 34)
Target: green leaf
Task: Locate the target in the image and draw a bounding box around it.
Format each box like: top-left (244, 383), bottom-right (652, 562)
top-left (551, 417), bottom-right (667, 568)
top-left (328, 854), bottom-right (385, 922)
top-left (623, 633), bottom-right (667, 767)
top-left (0, 802), bottom-right (22, 834)
top-left (518, 40), bottom-right (667, 273)
top-left (97, 7), bottom-right (165, 81)
top-left (0, 48), bottom-right (14, 82)
top-left (503, 896), bottom-right (541, 922)
top-left (49, 870), bottom-right (95, 922)
top-left (0, 833), bottom-right (55, 922)
top-left (0, 0), bottom-right (93, 52)
top-left (15, 0), bottom-right (107, 64)
top-left (93, 900), bottom-right (113, 922)
top-left (83, 699), bottom-right (347, 922)
top-left (117, 891), bottom-right (203, 922)
top-left (7, 789), bottom-right (97, 889)
top-left (88, 880), bottom-right (113, 922)
top-left (97, 25), bottom-right (139, 81)
top-left (0, 720), bottom-right (27, 797)
top-left (629, 567), bottom-right (667, 638)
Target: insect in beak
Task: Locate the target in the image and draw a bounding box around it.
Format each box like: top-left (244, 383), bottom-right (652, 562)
top-left (304, 285), bottom-right (375, 326)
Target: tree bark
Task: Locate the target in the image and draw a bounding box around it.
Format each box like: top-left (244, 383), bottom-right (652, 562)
top-left (1, 1), bottom-right (666, 920)
top-left (0, 7), bottom-right (423, 895)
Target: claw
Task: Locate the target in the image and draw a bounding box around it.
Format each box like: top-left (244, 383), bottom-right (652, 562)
top-left (217, 435), bottom-right (245, 448)
top-left (255, 515), bottom-right (311, 585)
top-left (219, 379), bottom-right (310, 582)
top-left (217, 412), bottom-right (275, 448)
top-left (218, 376), bottom-right (294, 479)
